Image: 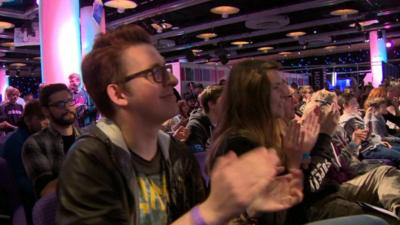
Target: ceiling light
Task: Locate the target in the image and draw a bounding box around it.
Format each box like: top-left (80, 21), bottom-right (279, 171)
top-left (1, 42), bottom-right (14, 48)
top-left (279, 51), bottom-right (292, 56)
top-left (9, 63), bottom-right (26, 67)
top-left (210, 6), bottom-right (240, 18)
top-left (104, 0), bottom-right (137, 13)
top-left (349, 20), bottom-right (379, 28)
top-left (231, 41), bottom-right (250, 47)
top-left (286, 31), bottom-right (306, 39)
top-left (192, 49), bottom-right (203, 54)
top-left (330, 9), bottom-right (358, 19)
top-left (33, 56), bottom-right (41, 60)
top-left (0, 21), bottom-right (14, 33)
top-left (196, 33), bottom-right (217, 41)
top-left (257, 46), bottom-right (274, 52)
top-left (324, 46), bottom-right (337, 51)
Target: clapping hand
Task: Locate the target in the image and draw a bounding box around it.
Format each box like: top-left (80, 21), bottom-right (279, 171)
top-left (200, 148), bottom-right (280, 225)
top-left (285, 109), bottom-right (320, 169)
top-left (247, 169), bottom-right (303, 215)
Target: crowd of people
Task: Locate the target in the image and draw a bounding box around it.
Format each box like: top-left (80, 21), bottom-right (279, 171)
top-left (0, 24), bottom-right (399, 225)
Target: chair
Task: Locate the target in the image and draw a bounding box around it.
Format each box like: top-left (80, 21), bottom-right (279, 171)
top-left (13, 205), bottom-right (27, 225)
top-left (0, 157), bottom-right (20, 212)
top-left (194, 151), bottom-right (209, 185)
top-left (32, 192), bottom-right (57, 225)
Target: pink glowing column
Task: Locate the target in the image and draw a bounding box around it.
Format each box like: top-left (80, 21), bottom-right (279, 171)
top-left (39, 0), bottom-right (82, 84)
top-left (0, 69), bottom-right (9, 101)
top-left (80, 5), bottom-right (106, 57)
top-left (369, 30), bottom-right (387, 87)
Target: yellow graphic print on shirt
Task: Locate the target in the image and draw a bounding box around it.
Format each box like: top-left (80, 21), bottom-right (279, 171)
top-left (137, 172), bottom-right (169, 225)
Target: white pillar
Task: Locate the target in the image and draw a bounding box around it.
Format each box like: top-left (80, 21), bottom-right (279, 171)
top-left (39, 0), bottom-right (81, 84)
top-left (369, 30), bottom-right (387, 87)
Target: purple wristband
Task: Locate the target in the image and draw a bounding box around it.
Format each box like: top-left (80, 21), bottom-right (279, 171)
top-left (191, 206), bottom-right (208, 225)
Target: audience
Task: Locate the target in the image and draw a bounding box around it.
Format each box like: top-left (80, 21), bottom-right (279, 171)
top-left (298, 90), bottom-right (400, 224)
top-left (1, 22), bottom-right (400, 225)
top-left (2, 100), bottom-right (47, 225)
top-left (22, 83), bottom-right (81, 198)
top-left (0, 86), bottom-right (23, 133)
top-left (186, 85), bottom-right (223, 153)
top-left (68, 73), bottom-right (97, 127)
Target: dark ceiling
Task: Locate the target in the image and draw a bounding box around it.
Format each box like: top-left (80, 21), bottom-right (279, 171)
top-left (0, 0), bottom-right (399, 77)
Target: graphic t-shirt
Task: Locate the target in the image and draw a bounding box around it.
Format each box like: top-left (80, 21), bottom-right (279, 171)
top-left (131, 149), bottom-right (168, 225)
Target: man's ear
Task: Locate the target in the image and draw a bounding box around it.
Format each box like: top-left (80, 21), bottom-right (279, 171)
top-left (107, 84), bottom-right (129, 107)
top-left (41, 107), bottom-right (50, 119)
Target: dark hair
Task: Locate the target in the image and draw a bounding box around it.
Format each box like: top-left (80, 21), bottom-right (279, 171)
top-left (82, 24), bottom-right (152, 118)
top-left (23, 99), bottom-right (44, 119)
top-left (338, 93), bottom-right (355, 109)
top-left (39, 83), bottom-right (71, 107)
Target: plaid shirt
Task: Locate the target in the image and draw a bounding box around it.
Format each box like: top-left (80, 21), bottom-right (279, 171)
top-left (22, 124), bottom-right (81, 196)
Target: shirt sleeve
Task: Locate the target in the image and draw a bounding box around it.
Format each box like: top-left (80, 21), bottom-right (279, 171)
top-left (22, 137), bottom-right (56, 195)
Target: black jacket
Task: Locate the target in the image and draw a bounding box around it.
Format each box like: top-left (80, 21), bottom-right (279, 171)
top-left (56, 119), bottom-right (206, 225)
top-left (185, 109), bottom-right (213, 153)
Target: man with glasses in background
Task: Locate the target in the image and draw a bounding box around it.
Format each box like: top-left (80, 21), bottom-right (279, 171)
top-left (22, 83), bottom-right (81, 198)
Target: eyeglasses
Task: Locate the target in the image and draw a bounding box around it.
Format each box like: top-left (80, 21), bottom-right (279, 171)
top-left (124, 64), bottom-right (172, 84)
top-left (48, 98), bottom-right (75, 109)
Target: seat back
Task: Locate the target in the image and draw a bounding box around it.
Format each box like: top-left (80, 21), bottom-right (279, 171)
top-left (194, 151), bottom-right (209, 185)
top-left (0, 157), bottom-right (21, 213)
top-left (32, 192), bottom-right (57, 225)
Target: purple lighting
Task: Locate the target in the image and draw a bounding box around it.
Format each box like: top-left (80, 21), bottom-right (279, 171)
top-left (386, 41), bottom-right (393, 48)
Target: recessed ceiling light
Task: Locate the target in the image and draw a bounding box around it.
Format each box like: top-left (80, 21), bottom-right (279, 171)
top-left (324, 46), bottom-right (337, 50)
top-left (231, 41), bottom-right (250, 47)
top-left (0, 21), bottom-right (14, 33)
top-left (349, 19), bottom-right (379, 28)
top-left (1, 42), bottom-right (14, 48)
top-left (192, 49), bottom-right (203, 54)
top-left (279, 51), bottom-right (292, 55)
top-left (286, 31), bottom-right (306, 39)
top-left (196, 33), bottom-right (217, 41)
top-left (104, 0), bottom-right (137, 13)
top-left (258, 46), bottom-right (274, 52)
top-left (210, 6), bottom-right (240, 18)
top-left (10, 63), bottom-right (26, 67)
top-left (330, 9), bottom-right (358, 18)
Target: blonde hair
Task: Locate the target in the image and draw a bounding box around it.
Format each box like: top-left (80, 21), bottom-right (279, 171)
top-left (302, 89), bottom-right (337, 119)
